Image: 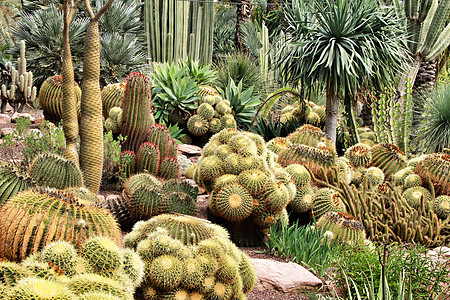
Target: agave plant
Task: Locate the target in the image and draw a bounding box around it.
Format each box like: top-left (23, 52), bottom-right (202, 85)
top-left (179, 58), bottom-right (217, 85)
top-left (151, 62), bottom-right (200, 123)
top-left (219, 78), bottom-right (261, 129)
top-left (213, 5), bottom-right (236, 62)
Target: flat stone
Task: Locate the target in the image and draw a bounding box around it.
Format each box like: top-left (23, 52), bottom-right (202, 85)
top-left (0, 127), bottom-right (14, 137)
top-left (11, 112), bottom-right (35, 123)
top-left (250, 258), bottom-right (322, 293)
top-left (0, 114), bottom-right (11, 124)
top-left (178, 144), bottom-right (202, 155)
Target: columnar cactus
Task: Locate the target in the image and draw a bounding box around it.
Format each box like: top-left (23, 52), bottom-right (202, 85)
top-left (121, 72), bottom-right (155, 153)
top-left (0, 40), bottom-right (37, 114)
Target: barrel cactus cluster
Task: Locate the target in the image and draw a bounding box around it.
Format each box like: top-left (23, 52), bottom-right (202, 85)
top-left (279, 101), bottom-right (324, 127)
top-left (186, 94), bottom-right (237, 138)
top-left (0, 236), bottom-right (143, 299)
top-left (123, 214), bottom-right (257, 299)
top-left (101, 82), bottom-right (125, 119)
top-left (0, 162), bottom-right (35, 206)
top-left (190, 129), bottom-right (296, 232)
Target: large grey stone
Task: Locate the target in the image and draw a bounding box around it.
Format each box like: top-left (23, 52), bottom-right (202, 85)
top-left (250, 258), bottom-right (322, 293)
top-left (0, 114), bottom-right (11, 124)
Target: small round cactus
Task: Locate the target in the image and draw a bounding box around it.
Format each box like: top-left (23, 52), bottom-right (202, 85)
top-left (81, 236), bottom-right (123, 275)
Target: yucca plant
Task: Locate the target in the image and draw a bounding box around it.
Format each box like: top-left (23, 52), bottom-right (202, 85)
top-left (415, 84), bottom-right (450, 153)
top-left (219, 78), bottom-right (261, 129)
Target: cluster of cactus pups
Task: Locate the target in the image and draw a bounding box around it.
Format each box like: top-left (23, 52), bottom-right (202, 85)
top-left (124, 214), bottom-right (256, 299)
top-left (0, 236), bottom-right (143, 299)
top-left (187, 94), bottom-right (237, 137)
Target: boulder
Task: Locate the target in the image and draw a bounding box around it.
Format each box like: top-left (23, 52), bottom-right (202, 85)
top-left (250, 258), bottom-right (322, 293)
top-left (0, 114), bottom-right (11, 124)
top-left (11, 112), bottom-right (35, 123)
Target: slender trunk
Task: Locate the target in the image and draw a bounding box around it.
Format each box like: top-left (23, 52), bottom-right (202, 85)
top-left (79, 19), bottom-right (104, 193)
top-left (79, 0), bottom-right (114, 193)
top-left (62, 1), bottom-right (80, 165)
top-left (325, 85), bottom-right (339, 146)
top-left (344, 94), bottom-right (359, 146)
top-left (234, 0), bottom-right (252, 51)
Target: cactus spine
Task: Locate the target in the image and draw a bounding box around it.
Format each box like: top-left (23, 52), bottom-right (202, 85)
top-left (121, 72), bottom-right (155, 152)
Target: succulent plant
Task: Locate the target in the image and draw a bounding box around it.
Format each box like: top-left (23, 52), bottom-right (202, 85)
top-left (0, 162), bottom-right (35, 207)
top-left (68, 273), bottom-right (132, 299)
top-left (101, 82), bottom-right (125, 119)
top-left (415, 153), bottom-right (450, 196)
top-left (136, 142), bottom-right (160, 175)
top-left (286, 124), bottom-right (333, 149)
top-left (81, 236), bottom-right (123, 276)
top-left (0, 188), bottom-right (121, 262)
top-left (404, 174), bottom-right (422, 189)
top-left (0, 262), bottom-right (30, 287)
top-left (365, 167), bottom-right (385, 188)
top-left (433, 195), bottom-right (450, 220)
top-left (40, 241), bottom-right (77, 276)
top-left (370, 143), bottom-right (407, 179)
top-left (9, 277), bottom-right (77, 299)
top-left (101, 194), bottom-right (134, 231)
top-left (38, 75), bottom-right (81, 124)
top-left (187, 114), bottom-right (209, 136)
top-left (124, 214), bottom-right (256, 299)
top-left (393, 167), bottom-right (415, 187)
top-left (345, 143), bottom-right (372, 168)
top-left (402, 186), bottom-right (432, 209)
top-left (289, 185), bottom-right (314, 213)
top-left (312, 188), bottom-right (346, 219)
top-left (121, 72), bottom-right (155, 153)
top-left (317, 212), bottom-right (366, 244)
top-left (28, 153), bottom-right (83, 189)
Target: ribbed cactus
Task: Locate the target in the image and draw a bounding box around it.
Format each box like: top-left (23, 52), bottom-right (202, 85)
top-left (0, 162), bottom-right (35, 207)
top-left (28, 153), bottom-right (83, 189)
top-left (119, 151), bottom-right (137, 179)
top-left (0, 187), bottom-right (121, 261)
top-left (415, 153), bottom-right (450, 195)
top-left (144, 0), bottom-right (214, 64)
top-left (317, 212), bottom-right (366, 244)
top-left (121, 72), bottom-right (155, 153)
top-left (101, 82), bottom-right (125, 119)
top-left (38, 75), bottom-right (81, 124)
top-left (370, 143), bottom-right (407, 179)
top-left (159, 157), bottom-right (182, 180)
top-left (287, 124), bottom-right (333, 149)
top-left (0, 40), bottom-right (37, 113)
top-left (136, 142), bottom-right (160, 175)
top-left (101, 194), bottom-right (134, 231)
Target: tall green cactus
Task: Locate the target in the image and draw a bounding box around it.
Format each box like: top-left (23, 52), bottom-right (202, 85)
top-left (79, 0), bottom-right (115, 193)
top-left (397, 0), bottom-right (450, 98)
top-left (144, 0), bottom-right (214, 63)
top-left (121, 72), bottom-right (155, 153)
top-left (372, 81), bottom-right (413, 153)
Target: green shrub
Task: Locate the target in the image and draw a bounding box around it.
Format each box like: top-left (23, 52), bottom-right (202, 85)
top-left (333, 242), bottom-right (450, 299)
top-left (102, 131), bottom-right (126, 189)
top-left (1, 117), bottom-right (65, 171)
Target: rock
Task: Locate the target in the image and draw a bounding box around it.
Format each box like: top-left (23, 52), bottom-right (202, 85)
top-left (190, 156), bottom-right (200, 164)
top-left (250, 258), bottom-right (322, 293)
top-left (0, 128), bottom-right (14, 138)
top-left (0, 114), bottom-right (11, 124)
top-left (432, 246), bottom-right (450, 258)
top-left (11, 112), bottom-right (35, 123)
top-left (178, 144), bottom-right (202, 155)
top-left (97, 195), bottom-right (105, 203)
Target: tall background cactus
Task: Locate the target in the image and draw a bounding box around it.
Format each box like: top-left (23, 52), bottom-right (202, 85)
top-left (144, 0), bottom-right (214, 63)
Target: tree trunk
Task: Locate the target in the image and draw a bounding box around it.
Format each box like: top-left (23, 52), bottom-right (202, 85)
top-left (61, 0), bottom-right (80, 165)
top-left (325, 85), bottom-right (339, 146)
top-left (344, 94), bottom-right (359, 146)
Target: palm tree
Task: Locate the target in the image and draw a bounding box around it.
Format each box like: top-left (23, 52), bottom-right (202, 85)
top-left (278, 0), bottom-right (406, 145)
